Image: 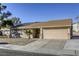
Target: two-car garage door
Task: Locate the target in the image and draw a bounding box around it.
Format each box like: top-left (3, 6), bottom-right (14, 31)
top-left (43, 28), bottom-right (70, 39)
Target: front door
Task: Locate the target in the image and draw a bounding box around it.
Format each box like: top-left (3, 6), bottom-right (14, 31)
top-left (33, 29), bottom-right (40, 38)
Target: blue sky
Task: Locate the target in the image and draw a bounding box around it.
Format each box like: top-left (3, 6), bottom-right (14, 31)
top-left (4, 3), bottom-right (79, 23)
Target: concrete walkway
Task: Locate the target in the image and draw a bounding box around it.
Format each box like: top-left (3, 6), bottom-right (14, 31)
top-left (64, 39), bottom-right (79, 50)
top-left (0, 39), bottom-right (78, 56)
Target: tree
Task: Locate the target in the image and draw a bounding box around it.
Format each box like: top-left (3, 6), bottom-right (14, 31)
top-left (0, 4), bottom-right (21, 38)
top-left (0, 3), bottom-right (7, 13)
top-left (0, 3), bottom-right (12, 37)
top-left (3, 20), bottom-right (14, 37)
top-left (9, 17), bottom-right (21, 26)
top-left (0, 4), bottom-right (12, 25)
top-left (0, 4), bottom-right (7, 36)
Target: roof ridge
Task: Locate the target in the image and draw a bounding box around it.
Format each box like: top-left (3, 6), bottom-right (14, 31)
top-left (48, 18), bottom-right (72, 22)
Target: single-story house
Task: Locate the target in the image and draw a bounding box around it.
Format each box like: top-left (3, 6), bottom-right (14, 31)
top-left (17, 19), bottom-right (72, 40)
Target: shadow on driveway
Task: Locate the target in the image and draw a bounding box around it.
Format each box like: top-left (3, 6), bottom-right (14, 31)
top-left (0, 42), bottom-right (8, 44)
top-left (72, 36), bottom-right (79, 39)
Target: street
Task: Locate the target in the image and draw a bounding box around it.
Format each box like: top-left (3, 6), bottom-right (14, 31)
top-left (0, 49), bottom-right (56, 56)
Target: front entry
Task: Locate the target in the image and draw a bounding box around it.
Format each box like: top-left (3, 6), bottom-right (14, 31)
top-left (33, 29), bottom-right (40, 38)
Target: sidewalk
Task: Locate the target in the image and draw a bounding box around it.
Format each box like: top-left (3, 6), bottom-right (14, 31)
top-left (0, 39), bottom-right (78, 56)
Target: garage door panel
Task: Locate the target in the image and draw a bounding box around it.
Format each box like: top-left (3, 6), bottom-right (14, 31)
top-left (43, 28), bottom-right (70, 39)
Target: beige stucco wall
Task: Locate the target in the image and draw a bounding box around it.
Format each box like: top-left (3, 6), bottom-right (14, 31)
top-left (43, 28), bottom-right (71, 40)
top-left (18, 27), bottom-right (71, 40)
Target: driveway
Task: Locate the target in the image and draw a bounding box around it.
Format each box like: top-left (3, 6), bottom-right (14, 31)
top-left (64, 39), bottom-right (79, 50)
top-left (16, 39), bottom-right (66, 51)
top-left (1, 39), bottom-right (79, 55)
top-left (40, 39), bottom-right (66, 50)
top-left (0, 49), bottom-right (55, 56)
top-left (0, 39), bottom-right (73, 56)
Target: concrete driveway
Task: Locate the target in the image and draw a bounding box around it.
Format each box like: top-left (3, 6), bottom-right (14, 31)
top-left (64, 39), bottom-right (79, 50)
top-left (0, 39), bottom-right (67, 56)
top-left (27, 39), bottom-right (75, 56)
top-left (0, 39), bottom-right (75, 56)
top-left (40, 39), bottom-right (66, 50)
top-left (18, 39), bottom-right (66, 51)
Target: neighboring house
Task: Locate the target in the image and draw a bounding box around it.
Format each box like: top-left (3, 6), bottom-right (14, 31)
top-left (1, 28), bottom-right (10, 36)
top-left (0, 28), bottom-right (15, 38)
top-left (17, 19), bottom-right (72, 40)
top-left (73, 22), bottom-right (79, 32)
